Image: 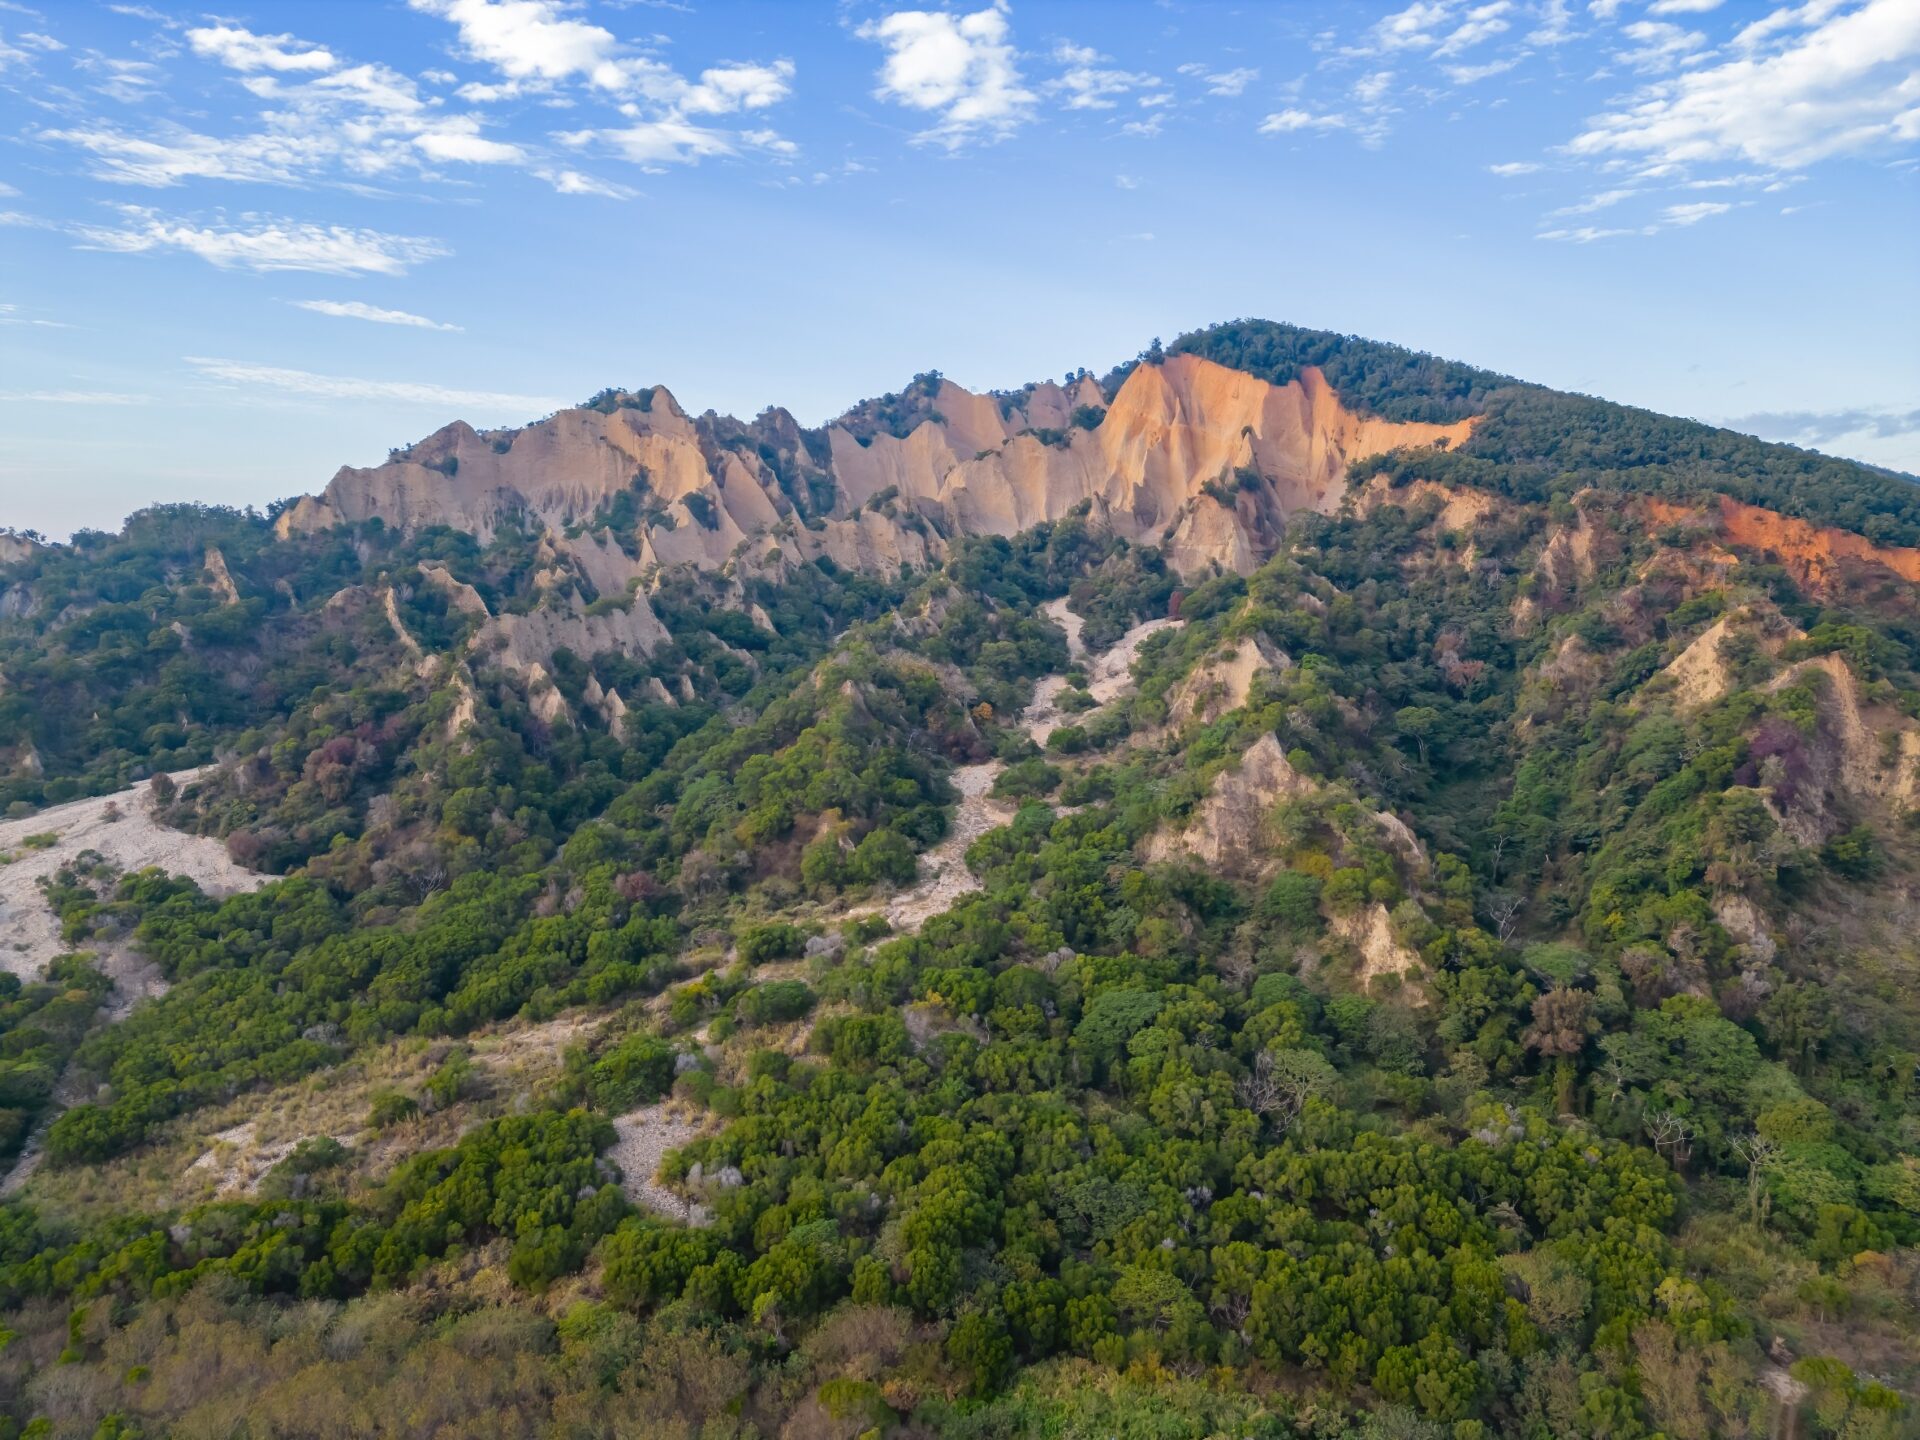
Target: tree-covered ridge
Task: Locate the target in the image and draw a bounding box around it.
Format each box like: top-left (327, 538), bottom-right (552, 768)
top-left (1174, 318), bottom-right (1920, 548)
top-left (1168, 318), bottom-right (1515, 425)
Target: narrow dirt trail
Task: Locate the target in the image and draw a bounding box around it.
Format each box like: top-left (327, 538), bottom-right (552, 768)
top-left (868, 603), bottom-right (1180, 933)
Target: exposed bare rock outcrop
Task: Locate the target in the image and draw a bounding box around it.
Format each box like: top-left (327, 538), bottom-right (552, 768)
top-left (1655, 608), bottom-right (1802, 713)
top-left (1764, 653), bottom-right (1920, 841)
top-left (1331, 902), bottom-right (1428, 994)
top-left (419, 564), bottom-right (490, 618)
top-left (1661, 615), bottom-right (1742, 712)
top-left (1167, 634), bottom-right (1290, 728)
top-left (0, 533), bottom-right (38, 567)
top-left (1146, 733), bottom-right (1315, 874)
top-left (1147, 728), bottom-right (1430, 878)
top-left (473, 593), bottom-right (669, 678)
top-left (380, 587), bottom-right (424, 661)
top-left (1354, 475), bottom-right (1497, 535)
top-left (275, 357), bottom-right (1474, 585)
top-left (202, 547), bottom-right (241, 605)
top-left (1649, 495), bottom-right (1920, 596)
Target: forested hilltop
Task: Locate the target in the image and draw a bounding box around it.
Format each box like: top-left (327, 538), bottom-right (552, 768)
top-left (2, 323), bottom-right (1919, 1439)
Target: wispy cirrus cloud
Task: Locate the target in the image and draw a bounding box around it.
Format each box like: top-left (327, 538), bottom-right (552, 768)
top-left (74, 209), bottom-right (448, 275)
top-left (0, 389), bottom-right (150, 405)
top-left (290, 299), bottom-right (462, 331)
top-left (183, 356), bottom-right (561, 414)
top-left (1259, 107), bottom-right (1351, 135)
top-left (1049, 43), bottom-right (1160, 111)
top-left (1535, 196), bottom-right (1740, 240)
top-left (1176, 63), bottom-right (1258, 97)
top-left (43, 22), bottom-right (529, 187)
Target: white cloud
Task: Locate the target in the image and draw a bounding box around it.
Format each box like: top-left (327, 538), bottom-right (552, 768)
top-left (1534, 196), bottom-right (1737, 240)
top-left (41, 125), bottom-right (335, 187)
top-left (1259, 107), bottom-right (1349, 133)
top-left (1661, 198), bottom-right (1731, 223)
top-left (187, 24), bottom-right (336, 74)
top-left (0, 300), bottom-right (66, 328)
top-left (540, 168), bottom-right (636, 197)
top-left (408, 0), bottom-right (618, 85)
top-left (47, 38), bottom-right (532, 189)
top-left (859, 5), bottom-right (1035, 148)
top-left (1434, 1), bottom-right (1513, 57)
top-left (563, 119), bottom-right (735, 166)
top-left (1616, 19), bottom-right (1707, 72)
top-left (73, 54), bottom-right (164, 103)
top-left (680, 60), bottom-right (794, 114)
top-left (1529, 0), bottom-right (1579, 46)
top-left (740, 127), bottom-right (797, 156)
top-left (1050, 43), bottom-right (1158, 111)
top-left (74, 210), bottom-right (448, 275)
top-left (1552, 186), bottom-right (1637, 212)
top-left (1176, 62), bottom-right (1258, 96)
top-left (0, 390), bottom-right (151, 405)
top-left (184, 356), bottom-right (562, 414)
top-left (1732, 0), bottom-right (1848, 53)
top-left (1489, 159), bottom-right (1542, 173)
top-left (412, 118), bottom-right (526, 164)
top-left (1446, 56), bottom-right (1521, 82)
top-left (1373, 1), bottom-right (1455, 50)
top-left (291, 299), bottom-right (462, 330)
top-left (1536, 223), bottom-right (1650, 240)
top-left (1353, 69), bottom-right (1395, 103)
top-left (1114, 172), bottom-right (1138, 189)
top-left (1648, 0), bottom-right (1723, 12)
top-left (409, 0), bottom-right (793, 120)
top-left (1570, 0), bottom-right (1920, 168)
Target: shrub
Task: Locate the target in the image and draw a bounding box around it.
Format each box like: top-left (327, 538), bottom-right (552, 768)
top-left (736, 980), bottom-right (816, 1027)
top-left (590, 1034), bottom-right (677, 1111)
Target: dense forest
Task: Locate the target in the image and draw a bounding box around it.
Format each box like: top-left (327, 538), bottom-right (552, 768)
top-left (2, 330), bottom-right (1919, 1439)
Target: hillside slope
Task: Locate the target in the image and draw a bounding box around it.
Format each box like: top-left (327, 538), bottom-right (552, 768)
top-left (3, 322), bottom-right (1919, 1440)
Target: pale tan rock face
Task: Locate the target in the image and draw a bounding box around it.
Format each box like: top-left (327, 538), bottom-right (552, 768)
top-left (1145, 733), bottom-right (1317, 874)
top-left (477, 594), bottom-right (670, 677)
top-left (1167, 634), bottom-right (1290, 729)
top-left (276, 357), bottom-right (1474, 585)
top-left (203, 547), bottom-right (241, 605)
top-left (1332, 903), bottom-right (1428, 994)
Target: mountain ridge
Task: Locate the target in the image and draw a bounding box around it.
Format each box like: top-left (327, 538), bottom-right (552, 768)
top-left (272, 352), bottom-right (1477, 588)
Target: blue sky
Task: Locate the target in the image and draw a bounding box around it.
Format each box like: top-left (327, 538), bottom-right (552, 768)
top-left (2, 0), bottom-right (1916, 538)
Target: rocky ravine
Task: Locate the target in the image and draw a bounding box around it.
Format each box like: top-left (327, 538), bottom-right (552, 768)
top-left (866, 601), bottom-right (1183, 933)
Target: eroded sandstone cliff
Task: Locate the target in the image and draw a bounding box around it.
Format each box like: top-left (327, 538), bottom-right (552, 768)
top-left (276, 357), bottom-right (1475, 595)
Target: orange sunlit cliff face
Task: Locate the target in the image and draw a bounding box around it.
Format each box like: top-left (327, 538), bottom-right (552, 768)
top-left (1648, 495), bottom-right (1920, 595)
